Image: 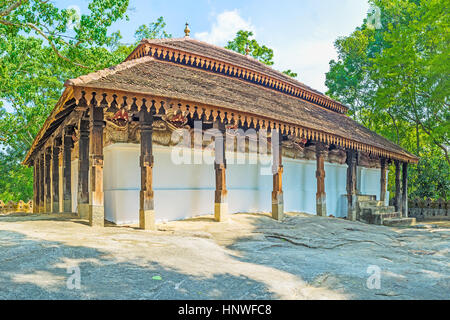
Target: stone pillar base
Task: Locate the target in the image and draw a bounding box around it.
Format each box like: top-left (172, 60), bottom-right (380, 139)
top-left (316, 195), bottom-right (327, 217)
top-left (139, 210), bottom-right (155, 230)
top-left (272, 203), bottom-right (284, 221)
top-left (272, 192), bottom-right (284, 221)
top-left (214, 203), bottom-right (228, 222)
top-left (78, 203), bottom-right (89, 220)
top-left (89, 205), bottom-right (104, 227)
top-left (63, 200), bottom-right (72, 213)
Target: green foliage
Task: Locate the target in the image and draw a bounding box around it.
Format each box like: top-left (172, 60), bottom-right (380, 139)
top-left (0, 2), bottom-right (171, 201)
top-left (135, 16), bottom-right (172, 44)
top-left (326, 0), bottom-right (449, 200)
top-left (225, 30), bottom-right (298, 77)
top-left (282, 69), bottom-right (298, 78)
top-left (225, 30), bottom-right (274, 65)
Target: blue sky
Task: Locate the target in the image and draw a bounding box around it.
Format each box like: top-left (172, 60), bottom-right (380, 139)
top-left (58, 0), bottom-right (369, 93)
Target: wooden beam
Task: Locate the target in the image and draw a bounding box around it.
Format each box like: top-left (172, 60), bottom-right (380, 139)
top-left (214, 120), bottom-right (228, 222)
top-left (139, 107), bottom-right (155, 230)
top-left (89, 104), bottom-right (105, 227)
top-left (346, 150), bottom-right (357, 221)
top-left (39, 153), bottom-right (45, 213)
top-left (394, 160), bottom-right (402, 213)
top-left (380, 158), bottom-right (387, 203)
top-left (77, 117), bottom-right (90, 219)
top-left (33, 158), bottom-right (39, 213)
top-left (52, 138), bottom-right (62, 213)
top-left (316, 143), bottom-right (327, 217)
top-left (272, 129), bottom-right (284, 221)
top-left (63, 127), bottom-right (74, 213)
top-left (44, 147), bottom-right (52, 213)
top-left (402, 162), bottom-right (408, 217)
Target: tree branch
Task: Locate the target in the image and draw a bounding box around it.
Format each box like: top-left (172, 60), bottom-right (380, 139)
top-left (0, 19), bottom-right (88, 68)
top-left (0, 0), bottom-right (26, 17)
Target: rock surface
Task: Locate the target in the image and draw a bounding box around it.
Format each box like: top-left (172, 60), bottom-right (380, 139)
top-left (0, 212), bottom-right (448, 300)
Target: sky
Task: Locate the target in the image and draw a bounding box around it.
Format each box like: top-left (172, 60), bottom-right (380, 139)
top-left (58, 0), bottom-right (369, 93)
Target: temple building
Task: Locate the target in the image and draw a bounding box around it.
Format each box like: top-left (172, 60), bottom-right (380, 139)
top-left (23, 27), bottom-right (418, 229)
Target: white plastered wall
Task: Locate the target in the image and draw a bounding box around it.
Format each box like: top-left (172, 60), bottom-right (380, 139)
top-left (70, 143), bottom-right (386, 224)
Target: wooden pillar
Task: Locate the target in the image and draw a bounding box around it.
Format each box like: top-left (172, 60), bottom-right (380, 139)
top-left (39, 153), bottom-right (45, 213)
top-left (77, 118), bottom-right (90, 219)
top-left (346, 150), bottom-right (357, 221)
top-left (33, 158), bottom-right (39, 213)
top-left (394, 160), bottom-right (402, 213)
top-left (380, 158), bottom-right (387, 204)
top-left (44, 147), bottom-right (52, 212)
top-left (89, 104), bottom-right (105, 227)
top-left (214, 120), bottom-right (228, 222)
top-left (63, 127), bottom-right (73, 213)
top-left (139, 107), bottom-right (155, 230)
top-left (315, 143), bottom-right (327, 217)
top-left (52, 138), bottom-right (62, 213)
top-left (271, 129), bottom-right (284, 221)
top-left (402, 162), bottom-right (408, 217)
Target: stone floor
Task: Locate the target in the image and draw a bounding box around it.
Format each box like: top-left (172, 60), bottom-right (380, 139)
top-left (0, 212), bottom-right (449, 300)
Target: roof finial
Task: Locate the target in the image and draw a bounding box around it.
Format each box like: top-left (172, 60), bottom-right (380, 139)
top-left (184, 22), bottom-right (190, 37)
top-left (245, 42), bottom-right (250, 56)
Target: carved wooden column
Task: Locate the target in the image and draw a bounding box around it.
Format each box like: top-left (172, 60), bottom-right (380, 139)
top-left (272, 129), bottom-right (284, 221)
top-left (77, 118), bottom-right (90, 219)
top-left (39, 153), bottom-right (45, 213)
top-left (315, 143), bottom-right (327, 217)
top-left (52, 138), bottom-right (62, 213)
top-left (346, 150), bottom-right (357, 221)
top-left (33, 158), bottom-right (39, 213)
top-left (44, 147), bottom-right (52, 212)
top-left (139, 107), bottom-right (155, 230)
top-left (380, 158), bottom-right (387, 204)
top-left (394, 160), bottom-right (402, 213)
top-left (214, 120), bottom-right (228, 222)
top-left (89, 104), bottom-right (105, 226)
top-left (63, 127), bottom-right (74, 213)
top-left (402, 162), bottom-right (408, 217)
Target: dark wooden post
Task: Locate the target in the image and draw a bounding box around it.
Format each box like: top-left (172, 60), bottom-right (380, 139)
top-left (63, 127), bottom-right (74, 213)
top-left (44, 147), bottom-right (52, 212)
top-left (52, 138), bottom-right (62, 213)
top-left (33, 158), bottom-right (39, 213)
top-left (380, 158), bottom-right (387, 204)
top-left (139, 107), bottom-right (155, 229)
top-left (394, 160), bottom-right (402, 213)
top-left (316, 143), bottom-right (327, 217)
top-left (89, 103), bottom-right (105, 226)
top-left (214, 120), bottom-right (228, 222)
top-left (39, 153), bottom-right (45, 213)
top-left (272, 129), bottom-right (284, 221)
top-left (78, 118), bottom-right (90, 219)
top-left (346, 150), bottom-right (357, 221)
top-left (402, 162), bottom-right (408, 217)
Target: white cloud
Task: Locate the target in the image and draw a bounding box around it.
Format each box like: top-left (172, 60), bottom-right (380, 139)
top-left (273, 40), bottom-right (338, 94)
top-left (194, 10), bottom-right (255, 46)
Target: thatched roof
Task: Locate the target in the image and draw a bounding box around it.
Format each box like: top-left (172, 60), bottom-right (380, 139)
top-left (24, 37), bottom-right (418, 165)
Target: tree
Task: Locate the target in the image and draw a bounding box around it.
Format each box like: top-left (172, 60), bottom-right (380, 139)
top-left (225, 30), bottom-right (298, 78)
top-left (134, 16), bottom-right (171, 44)
top-left (0, 0), bottom-right (130, 69)
top-left (0, 2), bottom-right (171, 201)
top-left (326, 0), bottom-right (449, 199)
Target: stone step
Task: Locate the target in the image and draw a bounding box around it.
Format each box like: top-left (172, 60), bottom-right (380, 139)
top-left (383, 217), bottom-right (416, 227)
top-left (356, 194), bottom-right (377, 201)
top-left (358, 200), bottom-right (384, 208)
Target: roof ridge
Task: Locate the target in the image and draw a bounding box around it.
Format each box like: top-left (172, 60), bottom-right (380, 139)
top-left (140, 38), bottom-right (329, 98)
top-left (65, 56), bottom-right (153, 87)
